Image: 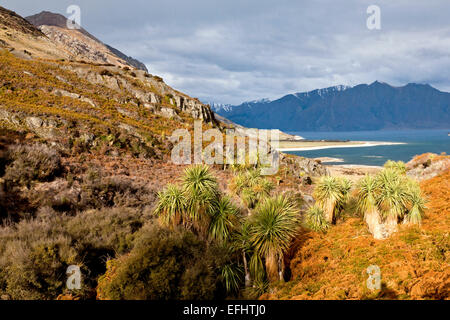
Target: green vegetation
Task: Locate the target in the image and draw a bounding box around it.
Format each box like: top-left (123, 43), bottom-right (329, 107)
top-left (249, 195), bottom-right (301, 282)
top-left (229, 169), bottom-right (274, 209)
top-left (354, 166), bottom-right (427, 238)
top-left (96, 224), bottom-right (228, 300)
top-left (304, 206), bottom-right (330, 232)
top-left (152, 165), bottom-right (302, 296)
top-left (383, 160), bottom-right (407, 174)
top-left (313, 176), bottom-right (352, 224)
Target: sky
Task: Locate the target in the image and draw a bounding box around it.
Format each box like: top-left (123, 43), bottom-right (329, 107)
top-left (2, 0), bottom-right (450, 105)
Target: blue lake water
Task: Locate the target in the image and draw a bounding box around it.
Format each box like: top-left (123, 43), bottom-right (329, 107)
top-left (285, 129), bottom-right (450, 166)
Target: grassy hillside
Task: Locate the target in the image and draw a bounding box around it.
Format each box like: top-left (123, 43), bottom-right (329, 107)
top-left (262, 168), bottom-right (449, 300)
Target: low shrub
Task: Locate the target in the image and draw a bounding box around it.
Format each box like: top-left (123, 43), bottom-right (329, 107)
top-left (97, 223), bottom-right (227, 300)
top-left (4, 143), bottom-right (62, 187)
top-left (0, 207), bottom-right (149, 300)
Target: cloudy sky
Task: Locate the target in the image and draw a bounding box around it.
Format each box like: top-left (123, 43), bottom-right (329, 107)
top-left (3, 0), bottom-right (450, 104)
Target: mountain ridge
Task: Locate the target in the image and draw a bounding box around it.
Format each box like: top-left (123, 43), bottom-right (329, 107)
top-left (215, 82), bottom-right (450, 131)
top-left (25, 10), bottom-right (148, 72)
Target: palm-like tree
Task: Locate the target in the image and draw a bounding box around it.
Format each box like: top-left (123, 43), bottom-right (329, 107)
top-left (231, 221), bottom-right (254, 287)
top-left (353, 168), bottom-right (427, 238)
top-left (355, 175), bottom-right (385, 239)
top-left (376, 169), bottom-right (409, 234)
top-left (229, 172), bottom-right (250, 194)
top-left (404, 180), bottom-right (427, 225)
top-left (231, 169), bottom-right (274, 210)
top-left (208, 196), bottom-right (240, 243)
top-left (304, 206), bottom-right (330, 232)
top-left (253, 178), bottom-right (274, 197)
top-left (241, 187), bottom-right (257, 209)
top-left (182, 165), bottom-right (219, 235)
top-left (384, 160), bottom-right (407, 175)
top-left (154, 184), bottom-right (186, 228)
top-left (338, 177), bottom-right (353, 202)
top-left (250, 195), bottom-right (300, 282)
top-left (220, 263), bottom-right (243, 294)
top-left (334, 177), bottom-right (352, 218)
top-left (313, 176), bottom-right (346, 224)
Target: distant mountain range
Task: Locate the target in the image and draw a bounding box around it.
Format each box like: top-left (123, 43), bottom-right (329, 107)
top-left (213, 82), bottom-right (450, 131)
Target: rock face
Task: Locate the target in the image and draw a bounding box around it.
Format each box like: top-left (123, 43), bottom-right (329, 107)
top-left (406, 153), bottom-right (450, 181)
top-left (62, 64), bottom-right (216, 124)
top-left (1, 6), bottom-right (217, 128)
top-left (26, 11), bottom-right (148, 72)
top-left (280, 154), bottom-right (329, 177)
top-left (280, 153), bottom-right (329, 185)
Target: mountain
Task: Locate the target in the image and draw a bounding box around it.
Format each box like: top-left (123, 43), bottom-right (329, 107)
top-left (0, 6), bottom-right (70, 60)
top-left (0, 5), bottom-right (216, 138)
top-left (216, 82), bottom-right (450, 131)
top-left (25, 11), bottom-right (148, 71)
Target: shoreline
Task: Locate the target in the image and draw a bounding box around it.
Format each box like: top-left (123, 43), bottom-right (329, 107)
top-left (276, 141), bottom-right (405, 152)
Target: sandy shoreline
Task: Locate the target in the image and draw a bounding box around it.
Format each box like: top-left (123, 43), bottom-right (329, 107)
top-left (276, 141), bottom-right (405, 152)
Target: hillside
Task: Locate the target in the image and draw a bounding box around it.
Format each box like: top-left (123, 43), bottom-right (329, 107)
top-left (215, 82), bottom-right (450, 131)
top-left (262, 160), bottom-right (449, 300)
top-left (26, 11), bottom-right (148, 71)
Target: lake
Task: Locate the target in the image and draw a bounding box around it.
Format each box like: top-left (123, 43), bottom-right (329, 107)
top-left (285, 129), bottom-right (450, 166)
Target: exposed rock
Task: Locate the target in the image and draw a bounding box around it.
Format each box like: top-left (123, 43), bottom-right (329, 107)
top-left (0, 109), bottom-right (20, 126)
top-left (406, 153), bottom-right (450, 181)
top-left (116, 107), bottom-right (138, 119)
top-left (25, 116), bottom-right (43, 129)
top-left (63, 64), bottom-right (217, 124)
top-left (52, 88), bottom-right (97, 108)
top-left (280, 153), bottom-right (329, 177)
top-left (157, 107), bottom-right (182, 121)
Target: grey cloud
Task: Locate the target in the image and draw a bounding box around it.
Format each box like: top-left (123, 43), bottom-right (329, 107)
top-left (2, 0), bottom-right (450, 103)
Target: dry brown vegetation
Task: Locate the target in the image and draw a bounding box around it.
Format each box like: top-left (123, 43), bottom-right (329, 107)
top-left (262, 169), bottom-right (449, 300)
top-left (0, 36), bottom-right (448, 301)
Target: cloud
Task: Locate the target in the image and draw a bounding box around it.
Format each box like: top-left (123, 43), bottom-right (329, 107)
top-left (3, 0), bottom-right (450, 104)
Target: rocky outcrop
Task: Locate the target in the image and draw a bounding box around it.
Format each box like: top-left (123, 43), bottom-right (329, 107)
top-left (406, 153), bottom-right (450, 181)
top-left (279, 153), bottom-right (329, 185)
top-left (157, 107), bottom-right (182, 121)
top-left (52, 88), bottom-right (97, 108)
top-left (62, 64), bottom-right (216, 125)
top-left (280, 154), bottom-right (329, 177)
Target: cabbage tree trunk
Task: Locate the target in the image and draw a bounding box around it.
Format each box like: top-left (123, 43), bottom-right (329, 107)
top-left (242, 251), bottom-right (251, 287)
top-left (383, 214), bottom-right (399, 237)
top-left (365, 209), bottom-right (385, 240)
top-left (322, 199), bottom-right (336, 224)
top-left (265, 252), bottom-right (279, 283)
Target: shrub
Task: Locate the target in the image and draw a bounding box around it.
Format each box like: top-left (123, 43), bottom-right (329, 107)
top-left (96, 223), bottom-right (226, 300)
top-left (0, 207), bottom-right (149, 300)
top-left (4, 143), bottom-right (62, 187)
top-left (78, 172), bottom-right (155, 210)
